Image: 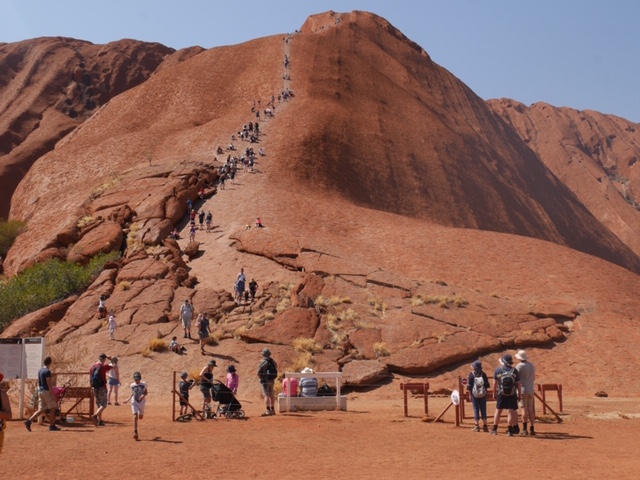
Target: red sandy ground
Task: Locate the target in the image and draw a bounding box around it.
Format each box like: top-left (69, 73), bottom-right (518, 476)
top-left (2, 389), bottom-right (638, 479)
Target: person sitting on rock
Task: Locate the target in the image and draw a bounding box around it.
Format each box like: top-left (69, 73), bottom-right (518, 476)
top-left (169, 336), bottom-right (187, 354)
top-left (255, 217), bottom-right (263, 228)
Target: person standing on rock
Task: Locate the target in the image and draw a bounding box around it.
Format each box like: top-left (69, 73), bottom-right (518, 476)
top-left (180, 299), bottom-right (194, 339)
top-left (490, 354), bottom-right (521, 436)
top-left (189, 222), bottom-right (197, 243)
top-left (24, 356), bottom-right (60, 432)
top-left (205, 211), bottom-right (213, 232)
top-left (198, 210), bottom-right (205, 230)
top-left (257, 348), bottom-right (278, 416)
top-left (196, 313), bottom-right (211, 355)
top-left (515, 350), bottom-right (536, 436)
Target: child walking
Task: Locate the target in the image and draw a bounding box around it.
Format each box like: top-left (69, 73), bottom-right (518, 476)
top-left (124, 371), bottom-right (148, 441)
top-left (108, 312), bottom-right (117, 340)
top-left (107, 356), bottom-right (120, 405)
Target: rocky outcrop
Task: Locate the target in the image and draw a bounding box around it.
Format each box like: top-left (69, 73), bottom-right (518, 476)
top-left (0, 38), bottom-right (176, 220)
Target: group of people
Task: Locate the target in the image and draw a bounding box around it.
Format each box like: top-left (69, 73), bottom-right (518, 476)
top-left (178, 298), bottom-right (214, 355)
top-left (466, 349), bottom-right (536, 436)
top-left (178, 360), bottom-right (239, 417)
top-left (234, 268), bottom-right (258, 304)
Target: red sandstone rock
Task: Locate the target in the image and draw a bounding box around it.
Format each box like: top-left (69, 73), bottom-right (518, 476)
top-left (239, 307), bottom-right (320, 345)
top-left (67, 221), bottom-right (123, 264)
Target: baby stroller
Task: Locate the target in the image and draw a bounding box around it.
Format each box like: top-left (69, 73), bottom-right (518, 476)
top-left (211, 380), bottom-right (245, 418)
top-left (52, 384), bottom-right (69, 420)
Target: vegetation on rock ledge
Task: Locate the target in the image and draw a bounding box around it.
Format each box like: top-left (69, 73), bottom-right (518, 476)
top-left (0, 252), bottom-right (120, 330)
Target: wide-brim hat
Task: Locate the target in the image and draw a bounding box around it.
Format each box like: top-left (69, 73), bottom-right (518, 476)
top-left (515, 350), bottom-right (529, 361)
top-left (262, 348), bottom-right (271, 357)
top-left (208, 360), bottom-right (217, 367)
top-left (181, 371), bottom-right (188, 378)
top-left (301, 367), bottom-right (314, 374)
top-left (227, 365), bottom-right (236, 373)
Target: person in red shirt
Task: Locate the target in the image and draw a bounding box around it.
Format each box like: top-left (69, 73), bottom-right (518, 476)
top-left (90, 353), bottom-right (113, 427)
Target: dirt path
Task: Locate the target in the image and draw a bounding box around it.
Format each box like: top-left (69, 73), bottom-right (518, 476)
top-left (2, 394), bottom-right (639, 479)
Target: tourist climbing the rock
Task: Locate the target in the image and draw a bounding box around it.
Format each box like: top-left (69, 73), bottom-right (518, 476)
top-left (205, 211), bottom-right (213, 232)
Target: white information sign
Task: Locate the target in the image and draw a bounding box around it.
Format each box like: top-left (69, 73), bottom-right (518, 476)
top-left (22, 337), bottom-right (45, 379)
top-left (0, 338), bottom-right (23, 379)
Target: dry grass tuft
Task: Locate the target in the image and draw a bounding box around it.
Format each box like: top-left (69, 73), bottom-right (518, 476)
top-left (373, 342), bottom-right (390, 357)
top-left (119, 280), bottom-right (132, 291)
top-left (147, 337), bottom-right (167, 352)
top-left (292, 337), bottom-right (322, 354)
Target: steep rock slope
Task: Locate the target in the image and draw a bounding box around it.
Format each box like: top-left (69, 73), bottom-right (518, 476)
top-left (267, 11), bottom-right (640, 273)
top-left (2, 11), bottom-right (640, 396)
top-left (488, 98), bottom-right (640, 258)
top-left (0, 37), bottom-right (175, 219)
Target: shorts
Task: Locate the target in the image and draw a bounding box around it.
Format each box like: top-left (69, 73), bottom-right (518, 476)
top-left (38, 390), bottom-right (57, 410)
top-left (179, 395), bottom-right (189, 407)
top-left (131, 400), bottom-right (146, 416)
top-left (200, 386), bottom-right (212, 400)
top-left (108, 378), bottom-right (120, 387)
top-left (198, 331), bottom-right (209, 340)
top-left (521, 393), bottom-right (535, 409)
top-left (182, 317), bottom-right (192, 329)
top-left (261, 382), bottom-right (275, 398)
top-left (496, 393), bottom-right (519, 410)
top-left (94, 387), bottom-right (108, 408)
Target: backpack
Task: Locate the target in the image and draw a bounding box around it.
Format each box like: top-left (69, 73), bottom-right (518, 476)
top-left (263, 358), bottom-right (277, 382)
top-left (90, 363), bottom-right (105, 389)
top-left (499, 367), bottom-right (516, 396)
top-left (471, 372), bottom-right (487, 398)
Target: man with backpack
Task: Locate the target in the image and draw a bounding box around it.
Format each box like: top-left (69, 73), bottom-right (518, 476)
top-left (257, 348), bottom-right (277, 416)
top-left (24, 356), bottom-right (59, 432)
top-left (490, 353), bottom-right (521, 436)
top-left (90, 353), bottom-right (113, 427)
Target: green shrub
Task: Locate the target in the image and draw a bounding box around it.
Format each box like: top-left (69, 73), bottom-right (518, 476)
top-left (0, 219), bottom-right (26, 257)
top-left (0, 251), bottom-right (120, 330)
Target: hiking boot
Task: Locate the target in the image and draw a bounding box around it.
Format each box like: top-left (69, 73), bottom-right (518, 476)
top-left (489, 429), bottom-right (497, 436)
top-left (261, 411), bottom-right (271, 417)
top-left (507, 426), bottom-right (513, 437)
top-left (519, 429), bottom-right (529, 436)
top-left (49, 425), bottom-right (61, 431)
top-left (482, 425), bottom-right (489, 433)
top-left (530, 428), bottom-right (536, 436)
top-left (25, 420), bottom-right (32, 432)
top-left (98, 421), bottom-right (106, 427)
top-left (269, 409), bottom-right (276, 416)
top-left (91, 415), bottom-right (99, 427)
top-left (472, 425), bottom-right (480, 432)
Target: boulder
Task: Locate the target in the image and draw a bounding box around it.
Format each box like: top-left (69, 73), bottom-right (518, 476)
top-left (184, 241), bottom-right (200, 259)
top-left (239, 307), bottom-right (320, 344)
top-left (67, 221), bottom-right (123, 264)
top-left (341, 360), bottom-right (389, 387)
top-left (0, 296), bottom-right (77, 338)
top-left (292, 273), bottom-right (324, 308)
top-left (117, 257), bottom-right (170, 282)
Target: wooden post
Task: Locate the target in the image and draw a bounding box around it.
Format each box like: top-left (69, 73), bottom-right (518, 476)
top-left (534, 392), bottom-right (563, 423)
top-left (172, 371), bottom-right (176, 421)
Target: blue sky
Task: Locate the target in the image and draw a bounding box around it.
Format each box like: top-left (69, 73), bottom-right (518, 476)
top-left (2, 1), bottom-right (639, 122)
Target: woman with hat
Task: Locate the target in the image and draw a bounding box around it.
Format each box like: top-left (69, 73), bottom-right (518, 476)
top-left (466, 360), bottom-right (490, 432)
top-left (199, 359), bottom-right (217, 416)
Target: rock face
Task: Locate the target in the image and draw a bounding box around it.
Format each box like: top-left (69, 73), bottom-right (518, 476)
top-left (3, 11), bottom-right (640, 396)
top-left (488, 99), bottom-right (640, 259)
top-left (0, 38), bottom-right (176, 220)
